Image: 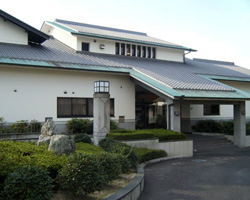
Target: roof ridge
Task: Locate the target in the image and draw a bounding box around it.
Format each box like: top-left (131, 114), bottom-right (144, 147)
top-left (55, 19), bottom-right (147, 36)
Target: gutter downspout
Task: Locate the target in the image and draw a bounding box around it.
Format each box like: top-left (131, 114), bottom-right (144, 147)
top-left (183, 50), bottom-right (192, 63)
top-left (168, 95), bottom-right (185, 131)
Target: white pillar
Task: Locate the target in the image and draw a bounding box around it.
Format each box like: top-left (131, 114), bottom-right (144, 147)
top-left (93, 93), bottom-right (110, 145)
top-left (234, 101), bottom-right (246, 147)
top-left (169, 103), bottom-right (181, 132)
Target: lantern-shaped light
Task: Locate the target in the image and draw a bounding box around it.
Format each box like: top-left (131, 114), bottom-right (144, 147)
top-left (94, 81), bottom-right (110, 93)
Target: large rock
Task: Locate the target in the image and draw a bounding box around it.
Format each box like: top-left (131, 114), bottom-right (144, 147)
top-left (48, 135), bottom-right (75, 155)
top-left (37, 119), bottom-right (56, 146)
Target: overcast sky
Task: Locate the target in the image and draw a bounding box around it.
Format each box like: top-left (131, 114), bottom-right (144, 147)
top-left (1, 0), bottom-right (250, 69)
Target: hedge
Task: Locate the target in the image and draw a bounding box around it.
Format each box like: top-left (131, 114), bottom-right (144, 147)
top-left (75, 142), bottom-right (104, 154)
top-left (133, 147), bottom-right (167, 163)
top-left (107, 129), bottom-right (187, 141)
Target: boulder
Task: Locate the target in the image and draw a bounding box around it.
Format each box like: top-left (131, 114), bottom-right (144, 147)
top-left (37, 119), bottom-right (56, 146)
top-left (48, 135), bottom-right (75, 155)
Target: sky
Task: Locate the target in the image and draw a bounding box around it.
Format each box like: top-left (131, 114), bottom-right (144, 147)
top-left (1, 0), bottom-right (250, 69)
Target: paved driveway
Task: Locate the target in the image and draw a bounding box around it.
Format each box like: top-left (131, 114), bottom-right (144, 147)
top-left (139, 135), bottom-right (250, 200)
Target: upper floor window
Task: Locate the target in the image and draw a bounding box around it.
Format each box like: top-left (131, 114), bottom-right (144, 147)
top-left (115, 42), bottom-right (156, 59)
top-left (82, 42), bottom-right (89, 51)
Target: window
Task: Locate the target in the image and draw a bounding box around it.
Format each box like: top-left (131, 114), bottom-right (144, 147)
top-left (137, 45), bottom-right (141, 57)
top-left (142, 46), bottom-right (146, 57)
top-left (57, 98), bottom-right (114, 118)
top-left (114, 43), bottom-right (156, 59)
top-left (82, 42), bottom-right (89, 51)
top-left (126, 44), bottom-right (131, 56)
top-left (152, 47), bottom-right (156, 58)
top-left (121, 43), bottom-right (125, 55)
top-left (115, 43), bottom-right (120, 55)
top-left (204, 104), bottom-right (220, 115)
top-left (147, 47), bottom-right (151, 58)
top-left (132, 45), bottom-right (136, 56)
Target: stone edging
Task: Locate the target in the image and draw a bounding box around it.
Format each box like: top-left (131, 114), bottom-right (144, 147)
top-left (104, 155), bottom-right (191, 200)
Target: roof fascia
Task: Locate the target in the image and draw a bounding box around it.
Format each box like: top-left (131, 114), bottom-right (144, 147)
top-left (0, 10), bottom-right (50, 44)
top-left (199, 74), bottom-right (250, 82)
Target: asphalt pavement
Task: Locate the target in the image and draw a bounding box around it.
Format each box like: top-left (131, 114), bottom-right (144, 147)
top-left (139, 135), bottom-right (250, 200)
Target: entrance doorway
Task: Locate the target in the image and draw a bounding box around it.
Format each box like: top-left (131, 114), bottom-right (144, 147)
top-left (135, 86), bottom-right (167, 129)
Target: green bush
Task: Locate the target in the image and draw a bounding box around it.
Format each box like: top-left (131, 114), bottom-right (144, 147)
top-left (74, 133), bottom-right (92, 144)
top-left (75, 142), bottom-right (104, 154)
top-left (66, 118), bottom-right (93, 134)
top-left (219, 120), bottom-right (234, 135)
top-left (0, 140), bottom-right (67, 180)
top-left (27, 120), bottom-right (41, 133)
top-left (97, 152), bottom-right (122, 182)
top-left (133, 147), bottom-right (167, 163)
top-left (3, 166), bottom-right (54, 200)
top-left (10, 120), bottom-right (29, 133)
top-left (57, 152), bottom-right (105, 195)
top-left (107, 129), bottom-right (187, 141)
top-left (110, 119), bottom-right (118, 130)
top-left (196, 120), bottom-right (220, 133)
top-left (99, 138), bottom-right (138, 169)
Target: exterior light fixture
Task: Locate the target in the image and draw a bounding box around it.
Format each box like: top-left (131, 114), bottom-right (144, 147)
top-left (100, 44), bottom-right (105, 49)
top-left (94, 81), bottom-right (109, 93)
top-left (64, 90), bottom-right (67, 94)
top-left (14, 89), bottom-right (17, 92)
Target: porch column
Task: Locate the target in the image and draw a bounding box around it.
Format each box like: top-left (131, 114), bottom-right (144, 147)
top-left (234, 101), bottom-right (246, 147)
top-left (168, 101), bottom-right (181, 132)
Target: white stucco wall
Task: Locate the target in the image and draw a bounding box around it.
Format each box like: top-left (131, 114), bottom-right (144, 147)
top-left (156, 47), bottom-right (184, 62)
top-left (42, 22), bottom-right (77, 50)
top-left (0, 65), bottom-right (135, 123)
top-left (0, 17), bottom-right (28, 45)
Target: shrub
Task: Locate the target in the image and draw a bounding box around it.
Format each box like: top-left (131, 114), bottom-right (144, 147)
top-left (133, 147), bottom-right (167, 163)
top-left (0, 140), bottom-right (67, 180)
top-left (66, 118), bottom-right (93, 134)
top-left (219, 120), bottom-right (234, 135)
top-left (10, 120), bottom-right (28, 133)
top-left (196, 120), bottom-right (220, 133)
top-left (57, 152), bottom-right (105, 195)
top-left (97, 152), bottom-right (122, 182)
top-left (110, 119), bottom-right (118, 130)
top-left (75, 142), bottom-right (104, 154)
top-left (27, 120), bottom-right (41, 133)
top-left (107, 129), bottom-right (187, 141)
top-left (74, 133), bottom-right (92, 144)
top-left (3, 166), bottom-right (54, 200)
top-left (99, 138), bottom-right (138, 169)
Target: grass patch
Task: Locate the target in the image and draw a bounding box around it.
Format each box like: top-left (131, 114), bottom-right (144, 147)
top-left (75, 142), bottom-right (104, 153)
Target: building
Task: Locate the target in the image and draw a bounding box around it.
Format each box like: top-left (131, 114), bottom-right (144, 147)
top-left (1, 10), bottom-right (250, 146)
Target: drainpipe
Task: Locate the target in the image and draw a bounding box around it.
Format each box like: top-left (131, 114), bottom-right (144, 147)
top-left (183, 50), bottom-right (192, 63)
top-left (168, 95), bottom-right (185, 131)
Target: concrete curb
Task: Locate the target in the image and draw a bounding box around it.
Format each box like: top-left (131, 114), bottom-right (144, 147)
top-left (104, 155), bottom-right (192, 200)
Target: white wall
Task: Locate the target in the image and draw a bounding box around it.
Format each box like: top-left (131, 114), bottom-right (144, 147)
top-left (0, 65), bottom-right (135, 123)
top-left (77, 36), bottom-right (116, 54)
top-left (156, 47), bottom-right (184, 62)
top-left (0, 17), bottom-right (28, 45)
top-left (42, 22), bottom-right (77, 50)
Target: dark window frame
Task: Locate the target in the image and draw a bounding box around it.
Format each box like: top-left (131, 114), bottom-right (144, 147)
top-left (82, 42), bottom-right (90, 51)
top-left (203, 104), bottom-right (220, 116)
top-left (57, 97), bottom-right (115, 118)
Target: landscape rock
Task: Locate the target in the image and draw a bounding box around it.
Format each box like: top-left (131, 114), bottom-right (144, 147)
top-left (37, 119), bottom-right (56, 146)
top-left (48, 135), bottom-right (75, 155)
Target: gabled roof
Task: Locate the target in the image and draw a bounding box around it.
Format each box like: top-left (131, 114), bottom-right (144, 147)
top-left (45, 19), bottom-right (196, 52)
top-left (0, 10), bottom-right (50, 44)
top-left (1, 38), bottom-right (250, 100)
